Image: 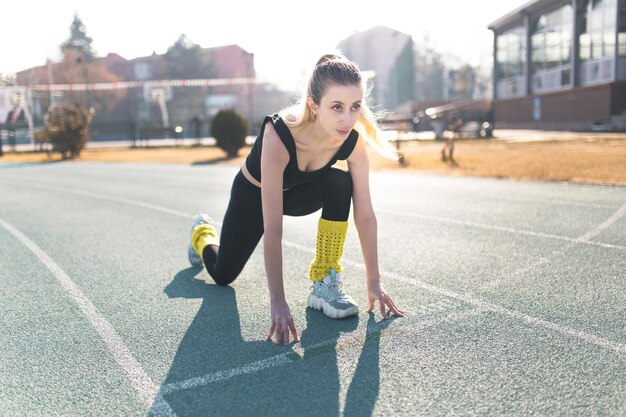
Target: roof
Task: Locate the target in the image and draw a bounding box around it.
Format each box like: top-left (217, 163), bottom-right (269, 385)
top-left (487, 0), bottom-right (569, 32)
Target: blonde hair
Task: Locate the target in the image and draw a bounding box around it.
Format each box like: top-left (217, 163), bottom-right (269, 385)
top-left (279, 53), bottom-right (399, 162)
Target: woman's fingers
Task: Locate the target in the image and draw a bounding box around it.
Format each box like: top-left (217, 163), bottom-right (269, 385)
top-left (274, 326), bottom-right (282, 344)
top-left (373, 293), bottom-right (405, 319)
top-left (379, 296), bottom-right (388, 318)
top-left (288, 319), bottom-right (299, 342)
top-left (385, 295), bottom-right (404, 317)
top-left (270, 318), bottom-right (299, 345)
top-left (388, 301), bottom-right (404, 317)
top-left (386, 296), bottom-right (405, 316)
top-left (266, 321), bottom-right (276, 341)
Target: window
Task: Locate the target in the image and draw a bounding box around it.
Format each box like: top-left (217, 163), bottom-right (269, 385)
top-left (531, 5), bottom-right (573, 72)
top-left (134, 63), bottom-right (151, 80)
top-left (579, 0), bottom-right (617, 61)
top-left (530, 4), bottom-right (574, 91)
top-left (496, 26), bottom-right (527, 98)
top-left (496, 26), bottom-right (526, 80)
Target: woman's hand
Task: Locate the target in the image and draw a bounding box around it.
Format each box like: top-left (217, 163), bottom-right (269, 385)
top-left (266, 300), bottom-right (299, 345)
top-left (367, 284), bottom-right (404, 319)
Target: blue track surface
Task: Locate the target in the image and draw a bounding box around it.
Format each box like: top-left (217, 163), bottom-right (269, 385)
top-left (1, 162), bottom-right (624, 416)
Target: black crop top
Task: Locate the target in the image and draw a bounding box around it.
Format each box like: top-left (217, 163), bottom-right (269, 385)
top-left (245, 113), bottom-right (359, 189)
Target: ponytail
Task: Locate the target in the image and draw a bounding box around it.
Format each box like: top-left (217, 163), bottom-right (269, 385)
top-left (354, 86), bottom-right (400, 162)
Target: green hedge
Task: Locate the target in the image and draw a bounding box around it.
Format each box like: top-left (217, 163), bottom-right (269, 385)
top-left (211, 109), bottom-right (248, 157)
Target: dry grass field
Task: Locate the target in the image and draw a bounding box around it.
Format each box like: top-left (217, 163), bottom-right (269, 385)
top-left (381, 138), bottom-right (626, 185)
top-left (2, 135), bottom-right (625, 186)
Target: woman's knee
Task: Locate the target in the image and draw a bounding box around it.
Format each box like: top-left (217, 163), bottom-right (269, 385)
top-left (208, 261), bottom-right (244, 286)
top-left (211, 272), bottom-right (238, 286)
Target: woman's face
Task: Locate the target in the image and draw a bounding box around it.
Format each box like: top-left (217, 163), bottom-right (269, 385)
top-left (311, 84), bottom-right (363, 140)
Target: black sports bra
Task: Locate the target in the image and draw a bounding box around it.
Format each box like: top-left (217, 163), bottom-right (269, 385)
top-left (245, 113), bottom-right (358, 189)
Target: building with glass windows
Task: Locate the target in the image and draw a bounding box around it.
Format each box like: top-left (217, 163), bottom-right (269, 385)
top-left (489, 0), bottom-right (626, 130)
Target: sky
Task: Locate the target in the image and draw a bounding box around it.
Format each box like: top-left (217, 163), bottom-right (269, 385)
top-left (1, 0), bottom-right (528, 91)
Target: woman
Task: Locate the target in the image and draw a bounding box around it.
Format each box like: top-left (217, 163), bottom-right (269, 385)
top-left (188, 53), bottom-right (404, 345)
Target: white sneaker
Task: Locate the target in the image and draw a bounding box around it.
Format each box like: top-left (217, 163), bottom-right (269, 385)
top-left (308, 269), bottom-right (358, 319)
top-left (188, 213), bottom-right (212, 268)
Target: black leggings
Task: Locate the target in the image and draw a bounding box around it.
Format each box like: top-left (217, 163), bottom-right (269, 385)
top-left (203, 168), bottom-right (353, 285)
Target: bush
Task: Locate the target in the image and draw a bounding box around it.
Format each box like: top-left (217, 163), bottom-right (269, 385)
top-left (38, 103), bottom-right (92, 159)
top-left (210, 109), bottom-right (248, 157)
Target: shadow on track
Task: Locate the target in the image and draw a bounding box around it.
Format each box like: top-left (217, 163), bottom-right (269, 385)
top-left (150, 268), bottom-right (391, 416)
top-left (343, 313), bottom-right (393, 417)
top-left (190, 155), bottom-right (240, 166)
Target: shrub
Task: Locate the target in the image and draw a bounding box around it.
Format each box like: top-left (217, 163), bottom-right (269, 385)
top-left (39, 103), bottom-right (92, 159)
top-left (210, 109), bottom-right (248, 157)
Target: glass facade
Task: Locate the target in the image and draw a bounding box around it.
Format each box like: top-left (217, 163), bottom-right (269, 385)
top-left (496, 26), bottom-right (526, 98)
top-left (579, 0), bottom-right (618, 84)
top-left (531, 4), bottom-right (574, 92)
top-left (492, 0), bottom-right (626, 96)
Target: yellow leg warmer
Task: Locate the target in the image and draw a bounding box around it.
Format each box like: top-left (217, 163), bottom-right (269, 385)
top-left (191, 224), bottom-right (219, 260)
top-left (309, 218), bottom-right (348, 281)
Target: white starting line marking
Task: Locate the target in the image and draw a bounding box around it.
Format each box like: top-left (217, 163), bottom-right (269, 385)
top-left (157, 309), bottom-right (481, 396)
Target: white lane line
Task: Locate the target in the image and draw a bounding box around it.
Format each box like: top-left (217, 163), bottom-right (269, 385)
top-left (381, 270), bottom-right (626, 354)
top-left (576, 202), bottom-right (626, 243)
top-left (485, 201), bottom-right (626, 290)
top-left (481, 241), bottom-right (579, 292)
top-left (375, 194), bottom-right (619, 210)
top-left (283, 241), bottom-right (626, 355)
top-left (5, 183), bottom-right (624, 352)
top-left (377, 208), bottom-right (626, 250)
top-left (380, 269), bottom-right (626, 353)
top-left (3, 180), bottom-right (623, 250)
top-left (158, 309), bottom-right (481, 394)
top-left (486, 195), bottom-right (620, 210)
top-left (0, 181), bottom-right (193, 219)
top-left (0, 217), bottom-right (176, 417)
top-left (3, 171), bottom-right (618, 210)
top-left (161, 352), bottom-right (291, 395)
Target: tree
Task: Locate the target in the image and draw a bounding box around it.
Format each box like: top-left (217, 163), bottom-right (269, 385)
top-left (51, 15), bottom-right (124, 120)
top-left (162, 34), bottom-right (211, 80)
top-left (414, 40), bottom-right (446, 101)
top-left (211, 109), bottom-right (248, 157)
top-left (449, 65), bottom-right (477, 100)
top-left (60, 13), bottom-right (97, 111)
top-left (62, 13), bottom-right (96, 61)
top-left (159, 35), bottom-right (213, 123)
top-left (48, 49), bottom-right (123, 118)
top-left (446, 64), bottom-right (492, 101)
top-left (36, 103), bottom-right (92, 160)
